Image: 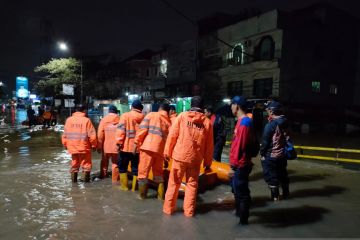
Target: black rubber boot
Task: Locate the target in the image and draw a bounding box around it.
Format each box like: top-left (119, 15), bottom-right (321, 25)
top-left (282, 184), bottom-right (289, 199)
top-left (235, 197), bottom-right (240, 217)
top-left (71, 172), bottom-right (78, 183)
top-left (270, 186), bottom-right (280, 201)
top-left (83, 172), bottom-right (91, 183)
top-left (238, 201), bottom-right (250, 225)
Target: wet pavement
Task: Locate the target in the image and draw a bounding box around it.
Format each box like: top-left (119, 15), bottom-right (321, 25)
top-left (1, 110), bottom-right (360, 239)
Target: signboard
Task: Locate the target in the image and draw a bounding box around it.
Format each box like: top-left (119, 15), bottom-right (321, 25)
top-left (64, 99), bottom-right (75, 108)
top-left (54, 99), bottom-right (62, 107)
top-left (63, 84), bottom-right (74, 96)
top-left (16, 76), bottom-right (29, 98)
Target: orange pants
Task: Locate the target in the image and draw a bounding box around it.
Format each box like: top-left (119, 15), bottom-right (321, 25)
top-left (163, 160), bottom-right (200, 217)
top-left (71, 152), bottom-right (92, 173)
top-left (138, 150), bottom-right (164, 183)
top-left (100, 153), bottom-right (119, 182)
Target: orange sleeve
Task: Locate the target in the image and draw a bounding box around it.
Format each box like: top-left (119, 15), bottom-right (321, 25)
top-left (97, 119), bottom-right (105, 149)
top-left (164, 113), bottom-right (181, 157)
top-left (203, 121), bottom-right (214, 167)
top-left (115, 115), bottom-right (126, 146)
top-left (134, 116), bottom-right (150, 146)
top-left (87, 120), bottom-right (97, 148)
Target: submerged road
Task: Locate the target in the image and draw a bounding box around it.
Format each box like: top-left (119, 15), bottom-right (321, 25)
top-left (1, 111), bottom-right (360, 239)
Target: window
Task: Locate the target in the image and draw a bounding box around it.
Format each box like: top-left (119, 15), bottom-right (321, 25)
top-left (233, 44), bottom-right (244, 65)
top-left (257, 36), bottom-right (275, 60)
top-left (253, 78), bottom-right (273, 98)
top-left (225, 51), bottom-right (234, 66)
top-left (228, 81), bottom-right (243, 96)
top-left (329, 84), bottom-right (338, 95)
top-left (312, 81), bottom-right (321, 93)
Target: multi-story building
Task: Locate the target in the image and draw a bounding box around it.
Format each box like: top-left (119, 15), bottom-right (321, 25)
top-left (198, 3), bottom-right (359, 108)
top-left (121, 49), bottom-right (154, 96)
top-left (166, 40), bottom-right (197, 97)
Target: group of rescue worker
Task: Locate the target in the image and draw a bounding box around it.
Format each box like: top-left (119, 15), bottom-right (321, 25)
top-left (61, 95), bottom-right (290, 224)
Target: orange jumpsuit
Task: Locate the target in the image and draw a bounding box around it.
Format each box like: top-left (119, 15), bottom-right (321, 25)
top-left (97, 113), bottom-right (120, 181)
top-left (115, 109), bottom-right (144, 175)
top-left (134, 110), bottom-right (171, 183)
top-left (163, 110), bottom-right (213, 217)
top-left (62, 112), bottom-right (97, 173)
top-left (170, 113), bottom-right (177, 126)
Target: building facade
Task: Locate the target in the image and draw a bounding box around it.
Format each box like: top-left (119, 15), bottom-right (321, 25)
top-left (198, 3), bottom-right (360, 108)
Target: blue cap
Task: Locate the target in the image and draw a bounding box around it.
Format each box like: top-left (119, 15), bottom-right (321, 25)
top-left (266, 101), bottom-right (282, 111)
top-left (108, 105), bottom-right (118, 113)
top-left (132, 99), bottom-right (143, 110)
top-left (231, 96), bottom-right (247, 108)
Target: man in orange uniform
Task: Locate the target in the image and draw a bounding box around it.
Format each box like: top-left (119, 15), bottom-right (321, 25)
top-left (169, 105), bottom-right (177, 125)
top-left (97, 105), bottom-right (120, 182)
top-left (62, 105), bottom-right (97, 183)
top-left (116, 100), bottom-right (144, 191)
top-left (163, 96), bottom-right (214, 217)
top-left (42, 107), bottom-right (52, 128)
top-left (133, 103), bottom-right (171, 200)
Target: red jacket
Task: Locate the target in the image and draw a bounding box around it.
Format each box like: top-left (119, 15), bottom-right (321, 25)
top-left (229, 116), bottom-right (253, 168)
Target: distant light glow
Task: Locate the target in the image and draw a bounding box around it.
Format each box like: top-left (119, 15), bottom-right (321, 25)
top-left (125, 92), bottom-right (129, 96)
top-left (58, 42), bottom-right (68, 51)
top-left (29, 94), bottom-right (37, 99)
top-left (223, 98), bottom-right (231, 103)
top-left (160, 59), bottom-right (167, 76)
top-left (176, 97), bottom-right (182, 102)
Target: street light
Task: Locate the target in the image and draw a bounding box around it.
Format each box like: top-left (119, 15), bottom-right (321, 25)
top-left (58, 41), bottom-right (68, 51)
top-left (57, 42), bottom-right (83, 103)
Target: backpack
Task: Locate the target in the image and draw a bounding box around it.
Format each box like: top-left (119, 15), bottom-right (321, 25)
top-left (246, 127), bottom-right (260, 158)
top-left (282, 129), bottom-right (297, 160)
top-left (284, 136), bottom-right (297, 160)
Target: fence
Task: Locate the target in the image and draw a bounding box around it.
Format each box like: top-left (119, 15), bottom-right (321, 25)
top-left (295, 146), bottom-right (360, 164)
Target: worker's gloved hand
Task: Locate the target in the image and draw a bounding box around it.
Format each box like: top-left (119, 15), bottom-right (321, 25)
top-left (164, 160), bottom-right (169, 169)
top-left (131, 144), bottom-right (138, 155)
top-left (228, 169), bottom-right (235, 178)
top-left (116, 144), bottom-right (122, 152)
top-left (204, 165), bottom-right (211, 172)
top-left (260, 156), bottom-right (265, 161)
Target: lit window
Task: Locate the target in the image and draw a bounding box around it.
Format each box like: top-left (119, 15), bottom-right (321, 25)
top-left (233, 44), bottom-right (244, 65)
top-left (329, 84), bottom-right (338, 95)
top-left (312, 81), bottom-right (321, 93)
top-left (226, 52), bottom-right (233, 60)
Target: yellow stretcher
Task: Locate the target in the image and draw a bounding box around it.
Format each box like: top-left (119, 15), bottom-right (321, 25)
top-left (128, 159), bottom-right (231, 192)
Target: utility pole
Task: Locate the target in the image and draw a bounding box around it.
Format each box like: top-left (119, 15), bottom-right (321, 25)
top-left (80, 60), bottom-right (83, 104)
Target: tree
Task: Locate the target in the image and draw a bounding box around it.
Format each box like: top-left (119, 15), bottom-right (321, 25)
top-left (34, 58), bottom-right (81, 97)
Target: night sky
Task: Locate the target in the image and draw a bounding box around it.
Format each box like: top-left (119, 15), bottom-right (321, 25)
top-left (0, 0), bottom-right (358, 90)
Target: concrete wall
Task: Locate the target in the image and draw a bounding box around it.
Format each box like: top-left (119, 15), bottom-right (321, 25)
top-left (217, 10), bottom-right (279, 43)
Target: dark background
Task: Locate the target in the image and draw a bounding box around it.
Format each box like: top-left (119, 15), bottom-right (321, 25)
top-left (0, 0), bottom-right (358, 89)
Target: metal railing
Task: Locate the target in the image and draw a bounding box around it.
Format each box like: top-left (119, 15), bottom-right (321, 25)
top-left (295, 145), bottom-right (360, 164)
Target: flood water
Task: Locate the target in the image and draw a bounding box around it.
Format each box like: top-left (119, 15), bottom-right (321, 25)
top-left (1, 110), bottom-right (360, 239)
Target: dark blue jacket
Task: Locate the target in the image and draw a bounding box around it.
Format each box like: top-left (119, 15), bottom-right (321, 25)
top-left (260, 116), bottom-right (288, 159)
